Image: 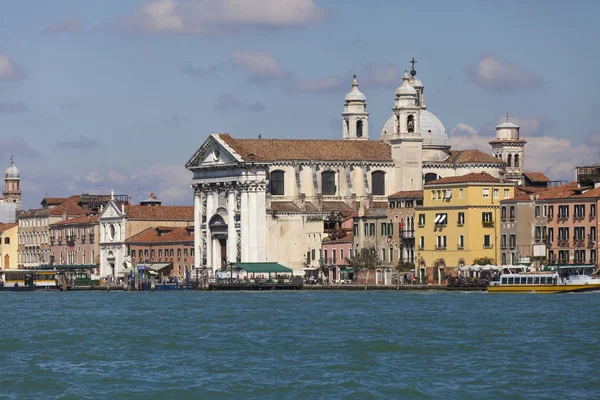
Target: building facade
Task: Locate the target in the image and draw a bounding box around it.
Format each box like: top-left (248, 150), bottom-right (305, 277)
top-left (98, 200), bottom-right (194, 277)
top-left (0, 223), bottom-right (18, 270)
top-left (416, 172), bottom-right (515, 283)
top-left (186, 66), bottom-right (508, 276)
top-left (126, 226), bottom-right (194, 278)
top-left (388, 190), bottom-right (422, 265)
top-left (320, 214), bottom-right (354, 282)
top-left (49, 215), bottom-right (99, 267)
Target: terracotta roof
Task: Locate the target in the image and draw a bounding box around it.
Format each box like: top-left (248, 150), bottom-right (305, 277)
top-left (440, 150), bottom-right (505, 165)
top-left (322, 201), bottom-right (354, 212)
top-left (124, 205), bottom-right (194, 221)
top-left (389, 190), bottom-right (423, 199)
top-left (270, 201), bottom-right (301, 212)
top-left (323, 229), bottom-right (354, 243)
top-left (523, 172), bottom-right (550, 183)
top-left (43, 196), bottom-right (87, 217)
top-left (50, 215), bottom-right (98, 227)
top-left (0, 223), bottom-right (17, 233)
top-left (505, 182), bottom-right (580, 202)
top-left (41, 197), bottom-right (67, 206)
top-left (125, 226), bottom-right (194, 244)
top-left (426, 172), bottom-right (506, 185)
top-left (370, 201), bottom-right (388, 209)
top-left (571, 186), bottom-right (600, 199)
top-left (218, 134), bottom-right (392, 162)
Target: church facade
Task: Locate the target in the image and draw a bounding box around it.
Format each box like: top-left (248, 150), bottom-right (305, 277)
top-left (186, 65), bottom-right (510, 275)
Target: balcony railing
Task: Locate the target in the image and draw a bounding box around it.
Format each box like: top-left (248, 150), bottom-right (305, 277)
top-left (319, 258), bottom-right (339, 266)
top-left (483, 244), bottom-right (494, 249)
top-left (573, 213), bottom-right (585, 220)
top-left (557, 214), bottom-right (569, 221)
top-left (457, 244), bottom-right (464, 250)
top-left (482, 220), bottom-right (494, 226)
top-left (434, 246), bottom-right (447, 250)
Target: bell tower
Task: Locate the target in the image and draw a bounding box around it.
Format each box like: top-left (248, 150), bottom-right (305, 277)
top-left (342, 75), bottom-right (369, 140)
top-left (490, 114), bottom-right (527, 181)
top-left (4, 156), bottom-right (22, 209)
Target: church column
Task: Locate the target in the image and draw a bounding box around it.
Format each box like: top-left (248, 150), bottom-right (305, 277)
top-left (227, 185), bottom-right (236, 264)
top-left (248, 184), bottom-right (258, 261)
top-left (193, 185), bottom-right (203, 270)
top-left (256, 182), bottom-right (267, 261)
top-left (205, 186), bottom-right (214, 271)
top-left (240, 183), bottom-right (249, 261)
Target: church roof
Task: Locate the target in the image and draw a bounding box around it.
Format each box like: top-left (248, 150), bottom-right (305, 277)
top-left (41, 197), bottom-right (67, 206)
top-left (50, 215), bottom-right (98, 226)
top-left (0, 222), bottom-right (17, 233)
top-left (124, 205), bottom-right (194, 221)
top-left (443, 149), bottom-right (505, 165)
top-left (426, 172), bottom-right (506, 185)
top-left (218, 134), bottom-right (392, 162)
top-left (41, 196), bottom-right (87, 217)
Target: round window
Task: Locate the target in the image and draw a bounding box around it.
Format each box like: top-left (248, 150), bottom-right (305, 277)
top-left (109, 224), bottom-right (116, 240)
top-left (213, 148), bottom-right (220, 161)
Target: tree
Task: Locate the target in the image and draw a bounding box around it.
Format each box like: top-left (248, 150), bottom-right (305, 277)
top-left (473, 257), bottom-right (495, 266)
top-left (396, 261), bottom-right (415, 272)
top-left (345, 247), bottom-right (379, 284)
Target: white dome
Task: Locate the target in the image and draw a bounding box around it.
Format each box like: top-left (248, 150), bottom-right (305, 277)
top-left (395, 72), bottom-right (417, 97)
top-left (345, 75), bottom-right (366, 102)
top-left (420, 110), bottom-right (448, 147)
top-left (379, 110), bottom-right (448, 146)
top-left (5, 161), bottom-right (19, 179)
top-left (409, 77), bottom-right (423, 88)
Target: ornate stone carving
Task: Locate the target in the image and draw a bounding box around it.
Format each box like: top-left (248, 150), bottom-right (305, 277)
top-left (236, 229), bottom-right (241, 262)
top-left (202, 230), bottom-right (207, 266)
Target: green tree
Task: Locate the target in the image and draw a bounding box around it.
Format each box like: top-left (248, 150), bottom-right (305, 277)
top-left (345, 246), bottom-right (380, 284)
top-left (396, 261), bottom-right (415, 273)
top-left (473, 257), bottom-right (495, 266)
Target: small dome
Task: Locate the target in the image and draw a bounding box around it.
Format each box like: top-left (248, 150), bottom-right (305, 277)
top-left (395, 72), bottom-right (417, 97)
top-left (409, 77), bottom-right (423, 88)
top-left (5, 160), bottom-right (19, 179)
top-left (495, 121), bottom-right (520, 129)
top-left (345, 75), bottom-right (366, 102)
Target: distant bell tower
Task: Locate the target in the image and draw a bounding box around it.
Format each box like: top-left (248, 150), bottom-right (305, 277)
top-left (489, 114), bottom-right (527, 181)
top-left (342, 75), bottom-right (369, 140)
top-left (4, 156), bottom-right (22, 209)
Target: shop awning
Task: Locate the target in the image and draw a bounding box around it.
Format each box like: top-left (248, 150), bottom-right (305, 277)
top-left (302, 267), bottom-right (319, 271)
top-left (342, 267), bottom-right (355, 273)
top-left (232, 262), bottom-right (293, 273)
top-left (40, 264), bottom-right (96, 270)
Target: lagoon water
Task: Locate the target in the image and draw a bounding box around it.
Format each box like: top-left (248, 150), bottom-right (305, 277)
top-left (1, 291), bottom-right (599, 399)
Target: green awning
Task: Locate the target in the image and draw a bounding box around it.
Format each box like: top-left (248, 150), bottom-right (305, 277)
top-left (231, 262), bottom-right (293, 273)
top-left (343, 267), bottom-right (355, 273)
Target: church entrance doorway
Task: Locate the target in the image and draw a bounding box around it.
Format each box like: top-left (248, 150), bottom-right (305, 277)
top-left (219, 238), bottom-right (227, 269)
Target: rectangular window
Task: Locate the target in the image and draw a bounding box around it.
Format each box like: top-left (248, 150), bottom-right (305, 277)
top-left (493, 188), bottom-right (499, 199)
top-left (332, 249), bottom-right (336, 263)
top-left (501, 206), bottom-right (507, 220)
top-left (548, 205), bottom-right (554, 219)
top-left (307, 251), bottom-right (311, 265)
top-left (510, 206), bottom-right (516, 220)
top-left (389, 248), bottom-right (393, 262)
top-left (548, 228), bottom-right (554, 242)
top-left (382, 249), bottom-right (386, 262)
top-left (591, 226), bottom-right (596, 242)
top-left (574, 227), bottom-right (585, 240)
top-left (323, 249), bottom-right (328, 262)
top-left (158, 249), bottom-right (162, 258)
top-left (340, 249), bottom-right (344, 261)
top-left (151, 249), bottom-right (155, 258)
top-left (501, 253), bottom-right (507, 265)
top-left (177, 249), bottom-right (181, 258)
top-left (457, 212), bottom-right (465, 225)
top-left (354, 224), bottom-right (358, 237)
top-left (509, 234), bottom-right (516, 248)
top-left (381, 222), bottom-right (386, 236)
top-left (388, 223), bottom-right (393, 236)
top-left (419, 236), bottom-right (424, 249)
top-left (504, 189), bottom-right (510, 198)
top-left (458, 235), bottom-right (464, 249)
top-left (131, 250), bottom-right (136, 259)
top-left (482, 212), bottom-right (493, 223)
top-left (591, 204), bottom-right (596, 217)
top-left (311, 249), bottom-right (316, 260)
top-left (459, 189), bottom-right (464, 199)
top-left (369, 223), bottom-right (375, 236)
top-left (434, 213), bottom-right (448, 225)
top-left (364, 224), bottom-right (368, 236)
top-left (418, 214), bottom-right (425, 226)
top-left (170, 249), bottom-right (174, 257)
top-left (389, 201), bottom-right (396, 209)
top-left (483, 235), bottom-right (491, 248)
top-left (535, 226), bottom-right (542, 241)
top-left (501, 234), bottom-right (507, 248)
top-left (483, 188), bottom-right (490, 198)
top-left (535, 206), bottom-right (541, 217)
top-left (591, 250), bottom-right (597, 264)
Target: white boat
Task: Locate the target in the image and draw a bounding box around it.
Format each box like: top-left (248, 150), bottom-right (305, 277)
top-left (488, 265), bottom-right (600, 294)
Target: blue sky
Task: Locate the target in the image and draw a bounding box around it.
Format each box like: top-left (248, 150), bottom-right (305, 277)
top-left (1, 0), bottom-right (599, 209)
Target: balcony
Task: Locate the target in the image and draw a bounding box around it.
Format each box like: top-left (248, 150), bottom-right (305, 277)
top-left (557, 239), bottom-right (569, 248)
top-left (557, 258), bottom-right (569, 265)
top-left (319, 258), bottom-right (339, 266)
top-left (482, 220), bottom-right (494, 226)
top-left (457, 244), bottom-right (464, 250)
top-left (591, 213), bottom-right (597, 220)
top-left (483, 244), bottom-right (494, 249)
top-left (434, 246), bottom-right (447, 251)
top-left (573, 213), bottom-right (585, 221)
top-left (557, 214), bottom-right (568, 221)
top-left (66, 235), bottom-right (75, 246)
top-left (573, 236), bottom-right (586, 247)
top-left (548, 214), bottom-right (554, 221)
top-left (574, 258), bottom-right (586, 264)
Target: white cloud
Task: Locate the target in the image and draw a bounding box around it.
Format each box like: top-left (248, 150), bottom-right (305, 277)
top-left (231, 51), bottom-right (287, 81)
top-left (449, 122), bottom-right (600, 181)
top-left (41, 18), bottom-right (83, 34)
top-left (465, 55), bottom-right (543, 92)
top-left (120, 0), bottom-right (324, 34)
top-left (0, 54), bottom-right (27, 81)
top-left (495, 114), bottom-right (554, 136)
top-left (287, 77), bottom-right (342, 93)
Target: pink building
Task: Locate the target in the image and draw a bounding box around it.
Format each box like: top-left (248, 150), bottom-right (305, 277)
top-left (321, 215), bottom-right (354, 283)
top-left (49, 215), bottom-right (99, 267)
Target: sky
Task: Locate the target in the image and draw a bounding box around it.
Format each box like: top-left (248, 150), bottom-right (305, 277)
top-left (1, 0), bottom-right (599, 209)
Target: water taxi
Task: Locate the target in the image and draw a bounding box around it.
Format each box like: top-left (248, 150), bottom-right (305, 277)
top-left (0, 269), bottom-right (58, 291)
top-left (488, 265), bottom-right (600, 294)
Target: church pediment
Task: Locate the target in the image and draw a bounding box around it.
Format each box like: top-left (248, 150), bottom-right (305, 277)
top-left (185, 134), bottom-right (242, 169)
top-left (99, 200), bottom-right (125, 220)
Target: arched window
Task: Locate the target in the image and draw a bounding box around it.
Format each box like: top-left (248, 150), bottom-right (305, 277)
top-left (269, 170), bottom-right (285, 196)
top-left (507, 154), bottom-right (512, 167)
top-left (514, 154), bottom-right (520, 167)
top-left (356, 120), bottom-right (363, 138)
top-left (424, 173), bottom-right (439, 183)
top-left (4, 237), bottom-right (9, 244)
top-left (4, 254), bottom-right (9, 268)
top-left (407, 115), bottom-right (415, 133)
top-left (322, 171), bottom-right (336, 195)
top-left (372, 171), bottom-right (385, 196)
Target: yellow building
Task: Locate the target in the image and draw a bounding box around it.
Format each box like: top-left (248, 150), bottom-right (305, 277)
top-left (415, 172), bottom-right (514, 283)
top-left (0, 223), bottom-right (19, 270)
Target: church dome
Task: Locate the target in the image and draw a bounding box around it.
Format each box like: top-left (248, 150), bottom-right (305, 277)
top-left (345, 75), bottom-right (366, 102)
top-left (5, 160), bottom-right (19, 179)
top-left (395, 72), bottom-right (417, 97)
top-left (380, 110), bottom-right (448, 146)
top-left (409, 77), bottom-right (423, 88)
top-left (420, 110), bottom-right (448, 147)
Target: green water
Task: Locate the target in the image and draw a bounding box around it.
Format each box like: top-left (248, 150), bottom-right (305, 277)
top-left (0, 291), bottom-right (599, 399)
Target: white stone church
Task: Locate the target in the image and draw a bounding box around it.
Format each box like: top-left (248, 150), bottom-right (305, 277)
top-left (186, 65), bottom-right (521, 275)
